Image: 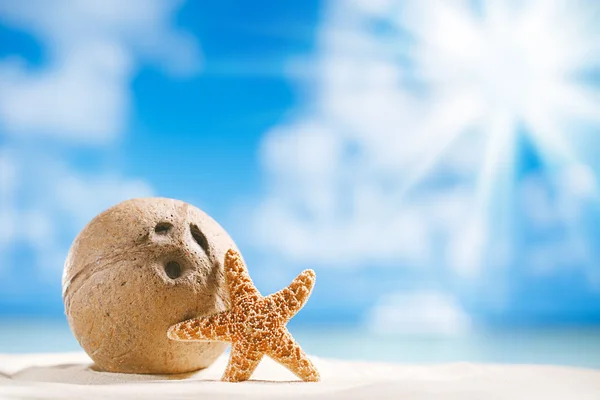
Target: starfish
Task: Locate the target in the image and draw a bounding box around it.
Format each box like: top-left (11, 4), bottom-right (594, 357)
top-left (167, 249), bottom-right (320, 382)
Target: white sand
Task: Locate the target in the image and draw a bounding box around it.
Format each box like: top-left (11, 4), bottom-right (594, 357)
top-left (1, 352), bottom-right (599, 399)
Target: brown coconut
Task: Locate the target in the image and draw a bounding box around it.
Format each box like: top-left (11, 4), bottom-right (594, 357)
top-left (62, 197), bottom-right (238, 374)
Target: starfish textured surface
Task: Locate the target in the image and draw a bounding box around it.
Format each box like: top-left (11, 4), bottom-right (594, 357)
top-left (167, 249), bottom-right (320, 382)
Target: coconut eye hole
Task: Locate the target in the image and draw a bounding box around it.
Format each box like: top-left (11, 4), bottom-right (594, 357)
top-left (155, 222), bottom-right (173, 234)
top-left (190, 223), bottom-right (210, 257)
top-left (164, 261), bottom-right (182, 279)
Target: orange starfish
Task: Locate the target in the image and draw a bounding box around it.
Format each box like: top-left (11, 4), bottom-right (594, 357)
top-left (167, 249), bottom-right (320, 382)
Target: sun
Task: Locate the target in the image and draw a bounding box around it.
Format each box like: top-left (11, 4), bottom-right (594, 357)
top-left (391, 0), bottom-right (600, 273)
top-left (404, 0), bottom-right (599, 159)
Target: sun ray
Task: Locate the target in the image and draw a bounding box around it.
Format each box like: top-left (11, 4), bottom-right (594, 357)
top-left (395, 92), bottom-right (483, 200)
top-left (451, 111), bottom-right (518, 275)
top-left (551, 84), bottom-right (600, 123)
top-left (524, 113), bottom-right (578, 169)
top-left (474, 111), bottom-right (516, 213)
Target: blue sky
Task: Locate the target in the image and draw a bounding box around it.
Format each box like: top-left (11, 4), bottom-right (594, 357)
top-left (1, 0), bottom-right (600, 333)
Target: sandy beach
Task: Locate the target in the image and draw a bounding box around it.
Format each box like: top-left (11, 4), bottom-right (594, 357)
top-left (1, 352), bottom-right (599, 399)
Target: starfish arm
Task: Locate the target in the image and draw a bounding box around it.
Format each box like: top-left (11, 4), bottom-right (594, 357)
top-left (224, 249), bottom-right (260, 307)
top-left (222, 341), bottom-right (264, 382)
top-left (266, 329), bottom-right (320, 382)
top-left (167, 312), bottom-right (233, 342)
top-left (265, 269), bottom-right (316, 321)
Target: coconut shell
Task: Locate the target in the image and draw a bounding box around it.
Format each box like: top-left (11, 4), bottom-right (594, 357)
top-left (62, 198), bottom-right (238, 374)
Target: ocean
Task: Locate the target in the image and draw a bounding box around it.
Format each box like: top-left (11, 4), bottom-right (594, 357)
top-left (1, 319), bottom-right (599, 370)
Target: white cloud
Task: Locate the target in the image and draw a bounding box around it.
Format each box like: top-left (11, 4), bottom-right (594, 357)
top-left (251, 0), bottom-right (600, 284)
top-left (519, 166), bottom-right (599, 278)
top-left (0, 0), bottom-right (200, 142)
top-left (0, 150), bottom-right (17, 247)
top-left (55, 172), bottom-right (154, 229)
top-left (350, 0), bottom-right (395, 16)
top-left (366, 290), bottom-right (471, 335)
